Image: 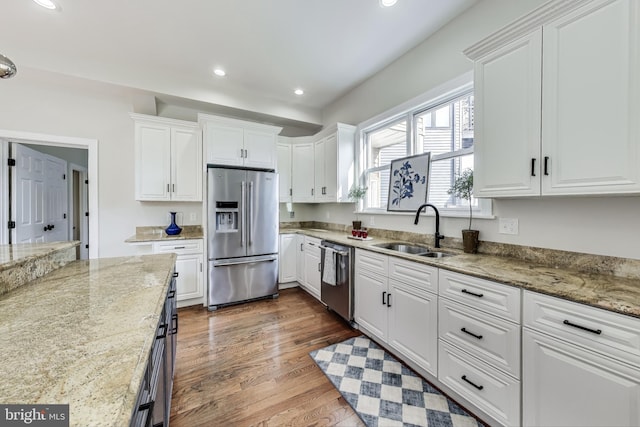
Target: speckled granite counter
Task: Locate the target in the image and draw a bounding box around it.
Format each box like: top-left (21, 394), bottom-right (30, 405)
top-left (125, 225), bottom-right (203, 243)
top-left (282, 228), bottom-right (640, 319)
top-left (0, 242), bottom-right (79, 296)
top-left (0, 253), bottom-right (176, 427)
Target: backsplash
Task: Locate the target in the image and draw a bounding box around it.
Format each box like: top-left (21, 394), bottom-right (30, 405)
top-left (281, 221), bottom-right (640, 280)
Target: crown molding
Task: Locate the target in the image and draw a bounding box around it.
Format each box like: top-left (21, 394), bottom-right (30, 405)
top-left (464, 0), bottom-right (593, 60)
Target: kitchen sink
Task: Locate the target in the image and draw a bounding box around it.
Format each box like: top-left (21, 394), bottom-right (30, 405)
top-left (372, 242), bottom-right (454, 258)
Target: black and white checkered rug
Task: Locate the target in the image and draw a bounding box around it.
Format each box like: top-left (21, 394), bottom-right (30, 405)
top-left (310, 336), bottom-right (482, 427)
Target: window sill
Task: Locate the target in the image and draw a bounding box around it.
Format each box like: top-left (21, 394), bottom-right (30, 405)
top-left (358, 209), bottom-right (495, 220)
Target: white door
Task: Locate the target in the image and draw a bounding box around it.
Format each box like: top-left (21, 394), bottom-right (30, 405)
top-left (313, 137), bottom-right (325, 202)
top-left (244, 129), bottom-right (277, 169)
top-left (278, 234), bottom-right (297, 284)
top-left (541, 0), bottom-right (640, 195)
top-left (277, 143), bottom-right (292, 202)
top-left (388, 280), bottom-right (438, 376)
top-left (175, 253), bottom-right (204, 301)
top-left (322, 133), bottom-right (338, 202)
top-left (303, 242), bottom-right (321, 299)
top-left (135, 122), bottom-right (171, 201)
top-left (171, 127), bottom-right (202, 201)
top-left (204, 122), bottom-right (244, 166)
top-left (354, 271), bottom-right (388, 342)
top-left (523, 328), bottom-right (640, 427)
top-left (295, 234), bottom-right (305, 283)
top-left (44, 155), bottom-right (68, 242)
top-left (291, 143), bottom-right (315, 202)
top-left (11, 144), bottom-right (46, 243)
top-left (12, 144), bottom-right (68, 244)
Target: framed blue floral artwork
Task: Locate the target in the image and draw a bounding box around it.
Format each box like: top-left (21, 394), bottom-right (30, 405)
top-left (386, 152), bottom-right (431, 212)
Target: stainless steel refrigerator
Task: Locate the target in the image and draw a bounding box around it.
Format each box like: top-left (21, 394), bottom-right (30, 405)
top-left (207, 166), bottom-right (279, 310)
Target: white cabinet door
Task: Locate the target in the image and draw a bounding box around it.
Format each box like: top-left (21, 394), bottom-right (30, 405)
top-left (244, 129), bottom-right (277, 169)
top-left (278, 234), bottom-right (297, 284)
top-left (291, 143), bottom-right (315, 202)
top-left (473, 29), bottom-right (542, 198)
top-left (354, 269), bottom-right (388, 343)
top-left (388, 280), bottom-right (438, 376)
top-left (203, 122), bottom-right (244, 166)
top-left (303, 241), bottom-right (321, 299)
top-left (171, 127), bottom-right (202, 202)
top-left (322, 133), bottom-right (338, 201)
top-left (541, 0), bottom-right (640, 195)
top-left (277, 143), bottom-right (292, 202)
top-left (523, 328), bottom-right (640, 427)
top-left (295, 234), bottom-right (305, 283)
top-left (135, 122), bottom-right (171, 201)
top-left (313, 137), bottom-right (325, 202)
top-left (175, 253), bottom-right (204, 301)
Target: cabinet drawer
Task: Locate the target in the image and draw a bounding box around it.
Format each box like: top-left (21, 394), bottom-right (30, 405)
top-left (304, 236), bottom-right (321, 256)
top-left (524, 291), bottom-right (640, 365)
top-left (439, 270), bottom-right (520, 322)
top-left (439, 340), bottom-right (520, 427)
top-left (153, 239), bottom-right (203, 255)
top-left (355, 249), bottom-right (388, 277)
top-left (389, 257), bottom-right (437, 294)
top-left (439, 297), bottom-right (521, 379)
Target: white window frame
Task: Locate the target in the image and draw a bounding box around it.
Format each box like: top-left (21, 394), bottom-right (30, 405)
top-left (355, 72), bottom-right (492, 219)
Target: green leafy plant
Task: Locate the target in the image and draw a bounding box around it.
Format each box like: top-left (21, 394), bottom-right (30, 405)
top-left (348, 186), bottom-right (368, 222)
top-left (448, 169), bottom-right (474, 230)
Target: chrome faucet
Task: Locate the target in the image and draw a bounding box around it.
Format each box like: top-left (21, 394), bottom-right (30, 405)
top-left (414, 203), bottom-right (445, 248)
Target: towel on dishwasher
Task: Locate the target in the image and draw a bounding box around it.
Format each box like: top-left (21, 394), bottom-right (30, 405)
top-left (322, 249), bottom-right (337, 286)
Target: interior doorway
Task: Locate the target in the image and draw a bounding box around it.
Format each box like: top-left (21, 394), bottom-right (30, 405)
top-left (0, 130), bottom-right (98, 258)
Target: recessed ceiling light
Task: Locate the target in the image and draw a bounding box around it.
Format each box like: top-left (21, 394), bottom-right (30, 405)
top-left (32, 0), bottom-right (60, 10)
top-left (213, 68), bottom-right (226, 77)
top-left (380, 0), bottom-right (397, 7)
top-left (294, 89), bottom-right (304, 96)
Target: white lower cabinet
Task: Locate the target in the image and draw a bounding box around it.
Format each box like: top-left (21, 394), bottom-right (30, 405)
top-left (301, 236), bottom-right (321, 299)
top-left (354, 249), bottom-right (438, 376)
top-left (522, 291), bottom-right (640, 427)
top-left (278, 234), bottom-right (297, 285)
top-left (295, 234), bottom-right (305, 283)
top-left (153, 239), bottom-right (204, 306)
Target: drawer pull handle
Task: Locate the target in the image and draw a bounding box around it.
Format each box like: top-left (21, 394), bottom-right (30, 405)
top-left (563, 319), bottom-right (602, 335)
top-left (387, 293), bottom-right (391, 307)
top-left (461, 327), bottom-right (483, 340)
top-left (461, 375), bottom-right (484, 391)
top-left (461, 289), bottom-right (484, 298)
top-left (382, 291), bottom-right (387, 306)
top-left (174, 246), bottom-right (186, 249)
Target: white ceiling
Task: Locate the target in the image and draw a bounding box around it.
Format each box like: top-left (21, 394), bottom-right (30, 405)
top-left (3, 0), bottom-right (477, 128)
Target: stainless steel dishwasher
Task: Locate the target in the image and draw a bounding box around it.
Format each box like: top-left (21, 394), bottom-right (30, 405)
top-left (320, 240), bottom-right (354, 323)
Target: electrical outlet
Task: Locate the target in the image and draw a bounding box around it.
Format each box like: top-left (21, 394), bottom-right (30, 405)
top-left (189, 212), bottom-right (197, 221)
top-left (289, 211), bottom-right (295, 218)
top-left (499, 218), bottom-right (519, 235)
top-left (370, 216), bottom-right (375, 226)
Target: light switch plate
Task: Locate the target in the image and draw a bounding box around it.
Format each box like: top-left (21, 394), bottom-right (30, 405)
top-left (499, 218), bottom-right (519, 235)
top-left (189, 212), bottom-right (197, 221)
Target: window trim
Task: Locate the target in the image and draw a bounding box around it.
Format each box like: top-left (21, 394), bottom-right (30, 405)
top-left (355, 71), bottom-right (492, 218)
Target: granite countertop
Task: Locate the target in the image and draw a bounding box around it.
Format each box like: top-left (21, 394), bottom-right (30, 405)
top-left (125, 225), bottom-right (203, 243)
top-left (282, 228), bottom-right (640, 319)
top-left (0, 241), bottom-right (79, 272)
top-left (0, 253), bottom-right (177, 427)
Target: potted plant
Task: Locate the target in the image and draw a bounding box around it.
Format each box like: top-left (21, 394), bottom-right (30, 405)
top-left (448, 169), bottom-right (479, 253)
top-left (348, 185), bottom-right (368, 231)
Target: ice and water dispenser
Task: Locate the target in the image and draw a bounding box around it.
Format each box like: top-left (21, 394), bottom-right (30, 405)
top-left (214, 201), bottom-right (238, 233)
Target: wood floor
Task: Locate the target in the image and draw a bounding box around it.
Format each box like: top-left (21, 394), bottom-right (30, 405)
top-left (169, 287), bottom-right (364, 426)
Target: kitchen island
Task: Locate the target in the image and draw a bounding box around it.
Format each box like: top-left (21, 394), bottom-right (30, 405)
top-left (0, 252), bottom-right (176, 427)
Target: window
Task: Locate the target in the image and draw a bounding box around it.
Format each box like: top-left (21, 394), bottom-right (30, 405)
top-left (361, 88), bottom-right (488, 217)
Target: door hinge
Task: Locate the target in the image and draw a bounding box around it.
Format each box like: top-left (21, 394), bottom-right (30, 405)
top-left (7, 221), bottom-right (15, 229)
top-left (7, 158), bottom-right (15, 166)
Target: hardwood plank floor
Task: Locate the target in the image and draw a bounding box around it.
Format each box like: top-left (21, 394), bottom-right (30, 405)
top-left (170, 287), bottom-right (364, 426)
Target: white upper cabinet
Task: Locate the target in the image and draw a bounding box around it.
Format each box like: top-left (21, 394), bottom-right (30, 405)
top-left (313, 124), bottom-right (356, 203)
top-left (291, 141), bottom-right (315, 202)
top-left (466, 0), bottom-right (640, 197)
top-left (132, 114), bottom-right (201, 202)
top-left (199, 114), bottom-right (282, 170)
top-left (277, 139), bottom-right (292, 202)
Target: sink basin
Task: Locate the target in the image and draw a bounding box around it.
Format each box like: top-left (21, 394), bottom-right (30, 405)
top-left (419, 251), bottom-right (453, 258)
top-left (373, 242), bottom-right (454, 258)
top-left (372, 242), bottom-right (431, 255)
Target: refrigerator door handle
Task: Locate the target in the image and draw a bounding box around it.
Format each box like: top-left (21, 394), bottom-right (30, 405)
top-left (213, 255), bottom-right (277, 267)
top-left (240, 181), bottom-right (246, 247)
top-left (248, 181), bottom-right (254, 245)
